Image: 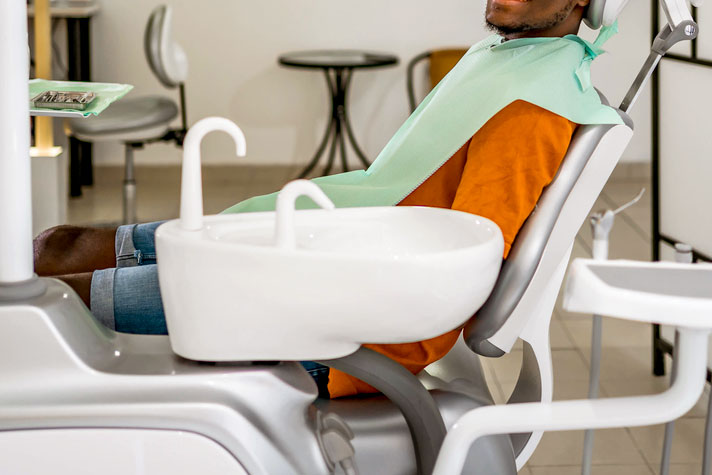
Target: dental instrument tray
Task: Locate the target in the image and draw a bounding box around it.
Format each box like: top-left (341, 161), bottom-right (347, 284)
top-left (31, 90), bottom-right (97, 111)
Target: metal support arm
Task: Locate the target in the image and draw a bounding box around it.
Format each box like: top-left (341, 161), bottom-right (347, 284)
top-left (319, 347), bottom-right (447, 475)
top-left (620, 19), bottom-right (698, 113)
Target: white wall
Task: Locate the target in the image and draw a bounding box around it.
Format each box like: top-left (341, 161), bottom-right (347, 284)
top-left (658, 6), bottom-right (712, 257)
top-left (90, 0), bottom-right (654, 166)
top-left (586, 0), bottom-right (654, 163)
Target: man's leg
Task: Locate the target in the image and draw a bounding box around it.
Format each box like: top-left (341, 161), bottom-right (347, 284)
top-left (34, 225), bottom-right (117, 276)
top-left (35, 221), bottom-right (165, 322)
top-left (48, 226), bottom-right (330, 396)
top-left (91, 222), bottom-right (166, 332)
top-left (92, 264), bottom-right (167, 334)
top-left (54, 272), bottom-right (92, 307)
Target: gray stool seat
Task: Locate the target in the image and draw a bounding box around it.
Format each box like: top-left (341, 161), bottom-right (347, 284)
top-left (69, 96), bottom-right (178, 140)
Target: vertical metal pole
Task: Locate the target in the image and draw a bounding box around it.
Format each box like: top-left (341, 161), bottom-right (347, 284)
top-left (0, 1), bottom-right (34, 282)
top-left (67, 17), bottom-right (89, 195)
top-left (33, 0), bottom-right (54, 152)
top-left (581, 313), bottom-right (602, 475)
top-left (651, 0), bottom-right (667, 377)
top-left (123, 145), bottom-right (137, 225)
top-left (78, 17), bottom-right (93, 187)
top-left (660, 331), bottom-right (681, 475)
top-left (651, 0), bottom-right (661, 264)
top-left (179, 83), bottom-right (188, 133)
top-left (691, 6), bottom-right (698, 60)
top-left (661, 246), bottom-right (693, 473)
top-left (702, 391), bottom-right (712, 475)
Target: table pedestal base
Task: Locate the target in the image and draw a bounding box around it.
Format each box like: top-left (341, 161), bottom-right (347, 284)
top-left (298, 69), bottom-right (371, 179)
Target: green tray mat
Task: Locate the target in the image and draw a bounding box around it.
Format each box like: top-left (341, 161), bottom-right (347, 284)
top-left (29, 79), bottom-right (133, 117)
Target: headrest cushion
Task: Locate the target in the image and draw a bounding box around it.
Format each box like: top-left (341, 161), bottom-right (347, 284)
top-left (585, 0), bottom-right (631, 29)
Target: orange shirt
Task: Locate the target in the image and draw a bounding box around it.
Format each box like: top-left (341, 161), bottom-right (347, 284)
top-left (327, 100), bottom-right (577, 398)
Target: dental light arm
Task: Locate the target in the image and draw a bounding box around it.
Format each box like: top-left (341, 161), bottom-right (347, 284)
top-left (619, 0), bottom-right (700, 113)
top-left (663, 0), bottom-right (703, 28)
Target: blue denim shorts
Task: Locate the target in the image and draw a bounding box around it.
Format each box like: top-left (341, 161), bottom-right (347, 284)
top-left (90, 221), bottom-right (329, 397)
top-left (91, 221), bottom-right (166, 334)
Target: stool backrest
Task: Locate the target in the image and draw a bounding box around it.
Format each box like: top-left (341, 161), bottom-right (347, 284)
top-left (406, 48), bottom-right (468, 113)
top-left (144, 5), bottom-right (188, 89)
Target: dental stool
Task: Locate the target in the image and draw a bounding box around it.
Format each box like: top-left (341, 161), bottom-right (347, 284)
top-left (68, 5), bottom-right (188, 224)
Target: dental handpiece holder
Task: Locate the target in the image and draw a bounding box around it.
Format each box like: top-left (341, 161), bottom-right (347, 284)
top-left (155, 117), bottom-right (505, 363)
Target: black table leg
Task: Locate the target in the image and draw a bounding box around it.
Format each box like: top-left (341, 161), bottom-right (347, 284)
top-left (338, 114), bottom-right (348, 173)
top-left (332, 69), bottom-right (349, 174)
top-left (323, 125), bottom-right (339, 177)
top-left (69, 137), bottom-right (83, 197)
top-left (297, 70), bottom-right (337, 178)
top-left (66, 17), bottom-right (93, 194)
top-left (296, 67), bottom-right (374, 179)
top-left (340, 70), bottom-right (371, 169)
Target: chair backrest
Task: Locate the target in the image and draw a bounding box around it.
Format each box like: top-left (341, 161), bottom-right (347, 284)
top-left (464, 97), bottom-right (634, 357)
top-left (406, 48), bottom-right (468, 113)
top-left (144, 5), bottom-right (188, 89)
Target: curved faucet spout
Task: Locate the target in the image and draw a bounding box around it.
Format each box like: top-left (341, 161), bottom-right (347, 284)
top-left (275, 180), bottom-right (335, 250)
top-left (180, 117), bottom-right (247, 231)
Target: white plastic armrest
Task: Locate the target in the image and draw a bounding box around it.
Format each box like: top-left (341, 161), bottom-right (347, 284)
top-left (433, 259), bottom-right (712, 475)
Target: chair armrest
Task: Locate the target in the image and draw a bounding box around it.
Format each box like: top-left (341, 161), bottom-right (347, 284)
top-left (433, 258), bottom-right (712, 475)
top-left (564, 259), bottom-right (712, 328)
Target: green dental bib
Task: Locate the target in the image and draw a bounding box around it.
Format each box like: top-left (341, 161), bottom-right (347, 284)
top-left (223, 27), bottom-right (622, 214)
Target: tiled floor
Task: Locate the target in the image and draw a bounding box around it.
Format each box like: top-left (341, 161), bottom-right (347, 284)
top-left (67, 166), bottom-right (706, 475)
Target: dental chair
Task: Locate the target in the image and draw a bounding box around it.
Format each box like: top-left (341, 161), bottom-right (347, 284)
top-left (67, 5), bottom-right (188, 224)
top-left (0, 0), bottom-right (700, 474)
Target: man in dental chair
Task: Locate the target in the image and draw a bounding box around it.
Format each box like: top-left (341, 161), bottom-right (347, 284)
top-left (34, 0), bottom-right (622, 399)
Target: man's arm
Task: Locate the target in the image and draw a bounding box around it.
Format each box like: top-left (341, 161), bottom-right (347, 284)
top-left (452, 100), bottom-right (577, 257)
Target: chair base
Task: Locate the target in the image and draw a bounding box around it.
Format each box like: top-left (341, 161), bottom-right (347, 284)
top-left (318, 379), bottom-right (518, 475)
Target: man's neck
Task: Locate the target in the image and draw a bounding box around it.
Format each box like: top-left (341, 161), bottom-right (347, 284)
top-left (502, 6), bottom-right (585, 40)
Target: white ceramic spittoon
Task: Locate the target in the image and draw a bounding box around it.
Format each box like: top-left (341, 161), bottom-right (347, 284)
top-left (156, 117), bottom-right (505, 362)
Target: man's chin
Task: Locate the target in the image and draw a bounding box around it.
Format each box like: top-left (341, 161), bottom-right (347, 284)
top-left (486, 20), bottom-right (529, 36)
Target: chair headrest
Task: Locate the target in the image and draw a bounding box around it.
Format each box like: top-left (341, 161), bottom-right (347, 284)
top-left (585, 0), bottom-right (631, 29)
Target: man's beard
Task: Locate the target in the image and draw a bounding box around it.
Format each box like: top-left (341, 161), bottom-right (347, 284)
top-left (486, 0), bottom-right (579, 36)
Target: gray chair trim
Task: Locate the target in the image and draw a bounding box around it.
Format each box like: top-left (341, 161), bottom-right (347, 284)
top-left (319, 347), bottom-right (447, 475)
top-left (507, 341), bottom-right (543, 457)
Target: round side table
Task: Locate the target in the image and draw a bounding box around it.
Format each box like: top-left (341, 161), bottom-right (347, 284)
top-left (279, 50), bottom-right (398, 178)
